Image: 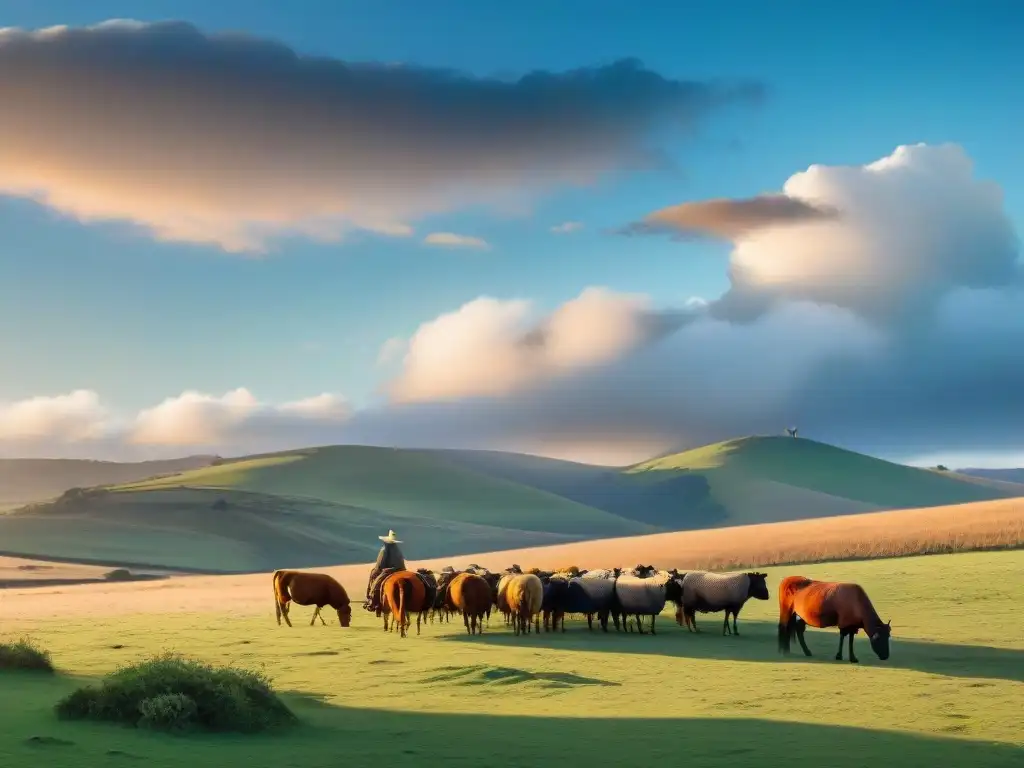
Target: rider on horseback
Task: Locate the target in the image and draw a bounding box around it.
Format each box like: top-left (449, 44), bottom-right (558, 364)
top-left (364, 529), bottom-right (407, 612)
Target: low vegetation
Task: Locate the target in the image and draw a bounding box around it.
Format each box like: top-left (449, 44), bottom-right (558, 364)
top-left (55, 653), bottom-right (296, 733)
top-left (0, 638), bottom-right (54, 672)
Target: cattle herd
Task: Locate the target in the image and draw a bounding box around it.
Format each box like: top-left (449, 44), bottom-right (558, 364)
top-left (273, 562), bottom-right (894, 663)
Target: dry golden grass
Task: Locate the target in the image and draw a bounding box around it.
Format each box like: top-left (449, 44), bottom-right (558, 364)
top-left (425, 497), bottom-right (1023, 574)
top-left (1, 498), bottom-right (1020, 623)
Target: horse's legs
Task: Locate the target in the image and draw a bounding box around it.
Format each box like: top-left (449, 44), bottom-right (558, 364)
top-left (586, 614), bottom-right (594, 631)
top-left (847, 630), bottom-right (859, 664)
top-left (836, 630), bottom-right (846, 660)
top-left (534, 615), bottom-right (540, 634)
top-left (795, 618), bottom-right (812, 657)
top-left (280, 602), bottom-right (293, 627)
top-left (464, 612), bottom-right (471, 635)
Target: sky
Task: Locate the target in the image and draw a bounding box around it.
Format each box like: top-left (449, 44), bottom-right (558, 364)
top-left (1, 1), bottom-right (1022, 468)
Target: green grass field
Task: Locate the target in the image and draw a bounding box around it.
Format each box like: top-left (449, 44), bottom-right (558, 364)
top-left (2, 550), bottom-right (1021, 767)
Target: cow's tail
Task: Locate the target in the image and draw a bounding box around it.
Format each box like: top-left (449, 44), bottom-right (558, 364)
top-left (397, 579), bottom-right (411, 637)
top-left (777, 575), bottom-right (808, 653)
top-left (272, 570), bottom-right (287, 624)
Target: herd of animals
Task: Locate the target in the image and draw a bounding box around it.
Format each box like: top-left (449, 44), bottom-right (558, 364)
top-left (272, 563), bottom-right (894, 663)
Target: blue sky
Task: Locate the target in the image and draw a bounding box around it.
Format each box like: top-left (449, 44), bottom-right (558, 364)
top-left (1, 2), bottom-right (1022, 466)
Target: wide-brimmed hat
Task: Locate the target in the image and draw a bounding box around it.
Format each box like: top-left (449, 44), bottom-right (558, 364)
top-left (378, 529), bottom-right (402, 544)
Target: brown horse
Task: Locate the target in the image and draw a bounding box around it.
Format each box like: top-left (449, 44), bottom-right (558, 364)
top-left (777, 575), bottom-right (892, 663)
top-left (446, 572), bottom-right (492, 634)
top-left (382, 570), bottom-right (433, 638)
top-left (273, 570), bottom-right (352, 627)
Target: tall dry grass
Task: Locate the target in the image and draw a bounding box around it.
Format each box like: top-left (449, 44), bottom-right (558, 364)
top-left (420, 498), bottom-right (1024, 573)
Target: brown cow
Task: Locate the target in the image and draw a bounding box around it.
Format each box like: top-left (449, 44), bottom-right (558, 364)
top-left (446, 572), bottom-right (492, 635)
top-left (382, 570), bottom-right (434, 638)
top-left (273, 570), bottom-right (352, 627)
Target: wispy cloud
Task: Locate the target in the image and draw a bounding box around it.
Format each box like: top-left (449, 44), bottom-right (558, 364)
top-left (551, 221), bottom-right (583, 234)
top-left (423, 232), bottom-right (490, 250)
top-left (376, 337), bottom-right (407, 366)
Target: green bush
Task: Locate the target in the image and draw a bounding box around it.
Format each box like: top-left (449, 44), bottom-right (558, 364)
top-left (104, 568), bottom-right (134, 581)
top-left (0, 638), bottom-right (55, 672)
top-left (55, 653), bottom-right (296, 734)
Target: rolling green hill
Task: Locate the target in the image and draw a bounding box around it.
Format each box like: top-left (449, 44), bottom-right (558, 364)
top-left (626, 436), bottom-right (1013, 526)
top-left (0, 456), bottom-right (215, 508)
top-left (0, 446), bottom-right (654, 572)
top-left (0, 437), bottom-right (1015, 573)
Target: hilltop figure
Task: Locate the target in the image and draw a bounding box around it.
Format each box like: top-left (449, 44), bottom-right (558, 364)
top-left (786, 426), bottom-right (799, 438)
top-left (364, 529), bottom-right (407, 611)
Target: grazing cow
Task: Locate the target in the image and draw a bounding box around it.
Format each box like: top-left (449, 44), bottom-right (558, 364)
top-left (447, 572), bottom-right (492, 634)
top-left (431, 567), bottom-right (458, 624)
top-left (273, 570), bottom-right (352, 628)
top-left (778, 575), bottom-right (892, 663)
top-left (505, 573), bottom-right (544, 636)
top-left (677, 571), bottom-right (770, 635)
top-left (614, 569), bottom-right (670, 635)
top-left (381, 570), bottom-right (435, 638)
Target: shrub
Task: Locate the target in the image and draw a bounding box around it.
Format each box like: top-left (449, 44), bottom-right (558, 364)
top-left (55, 653), bottom-right (296, 734)
top-left (104, 568), bottom-right (134, 581)
top-left (0, 638), bottom-right (55, 672)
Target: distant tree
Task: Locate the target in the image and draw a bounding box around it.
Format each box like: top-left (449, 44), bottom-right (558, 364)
top-left (786, 426), bottom-right (799, 438)
top-left (934, 464), bottom-right (949, 471)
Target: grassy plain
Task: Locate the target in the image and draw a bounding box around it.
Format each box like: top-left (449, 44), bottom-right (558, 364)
top-left (1, 550), bottom-right (1022, 768)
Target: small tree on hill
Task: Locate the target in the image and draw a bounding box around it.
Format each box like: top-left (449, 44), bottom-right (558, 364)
top-left (786, 426), bottom-right (799, 438)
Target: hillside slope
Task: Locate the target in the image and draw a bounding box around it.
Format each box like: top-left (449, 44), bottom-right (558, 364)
top-left (626, 436), bottom-right (1013, 525)
top-left (1, 437), bottom-right (1014, 573)
top-left (0, 446), bottom-right (652, 572)
top-left (0, 456), bottom-right (215, 507)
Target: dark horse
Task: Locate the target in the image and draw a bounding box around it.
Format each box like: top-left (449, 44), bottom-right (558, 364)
top-left (273, 570), bottom-right (352, 627)
top-left (777, 575), bottom-right (892, 663)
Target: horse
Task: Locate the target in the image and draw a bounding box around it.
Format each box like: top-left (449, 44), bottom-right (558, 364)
top-left (381, 570), bottom-right (435, 638)
top-left (447, 572), bottom-right (492, 634)
top-left (777, 575), bottom-right (892, 663)
top-left (272, 570), bottom-right (352, 627)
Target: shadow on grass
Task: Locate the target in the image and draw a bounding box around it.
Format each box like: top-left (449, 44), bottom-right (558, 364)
top-left (440, 618), bottom-right (1024, 683)
top-left (3, 673), bottom-right (1022, 768)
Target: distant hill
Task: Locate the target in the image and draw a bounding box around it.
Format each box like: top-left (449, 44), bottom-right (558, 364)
top-left (0, 446), bottom-right (654, 572)
top-left (957, 467), bottom-right (1024, 485)
top-left (0, 456), bottom-right (216, 508)
top-left (0, 437), bottom-right (1015, 574)
top-left (625, 436), bottom-right (1014, 526)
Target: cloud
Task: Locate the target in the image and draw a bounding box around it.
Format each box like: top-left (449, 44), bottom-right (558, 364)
top-left (6, 143), bottom-right (1023, 465)
top-left (700, 143), bottom-right (1022, 324)
top-left (376, 337), bottom-right (407, 367)
top-left (622, 194), bottom-right (838, 240)
top-left (423, 232), bottom-right (490, 250)
top-left (551, 221), bottom-right (584, 234)
top-left (0, 20), bottom-right (759, 253)
top-left (387, 287), bottom-right (697, 403)
top-left (129, 388), bottom-right (349, 448)
top-left (0, 390), bottom-right (109, 444)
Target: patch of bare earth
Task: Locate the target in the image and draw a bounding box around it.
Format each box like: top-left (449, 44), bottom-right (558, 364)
top-left (0, 498), bottom-right (1020, 622)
